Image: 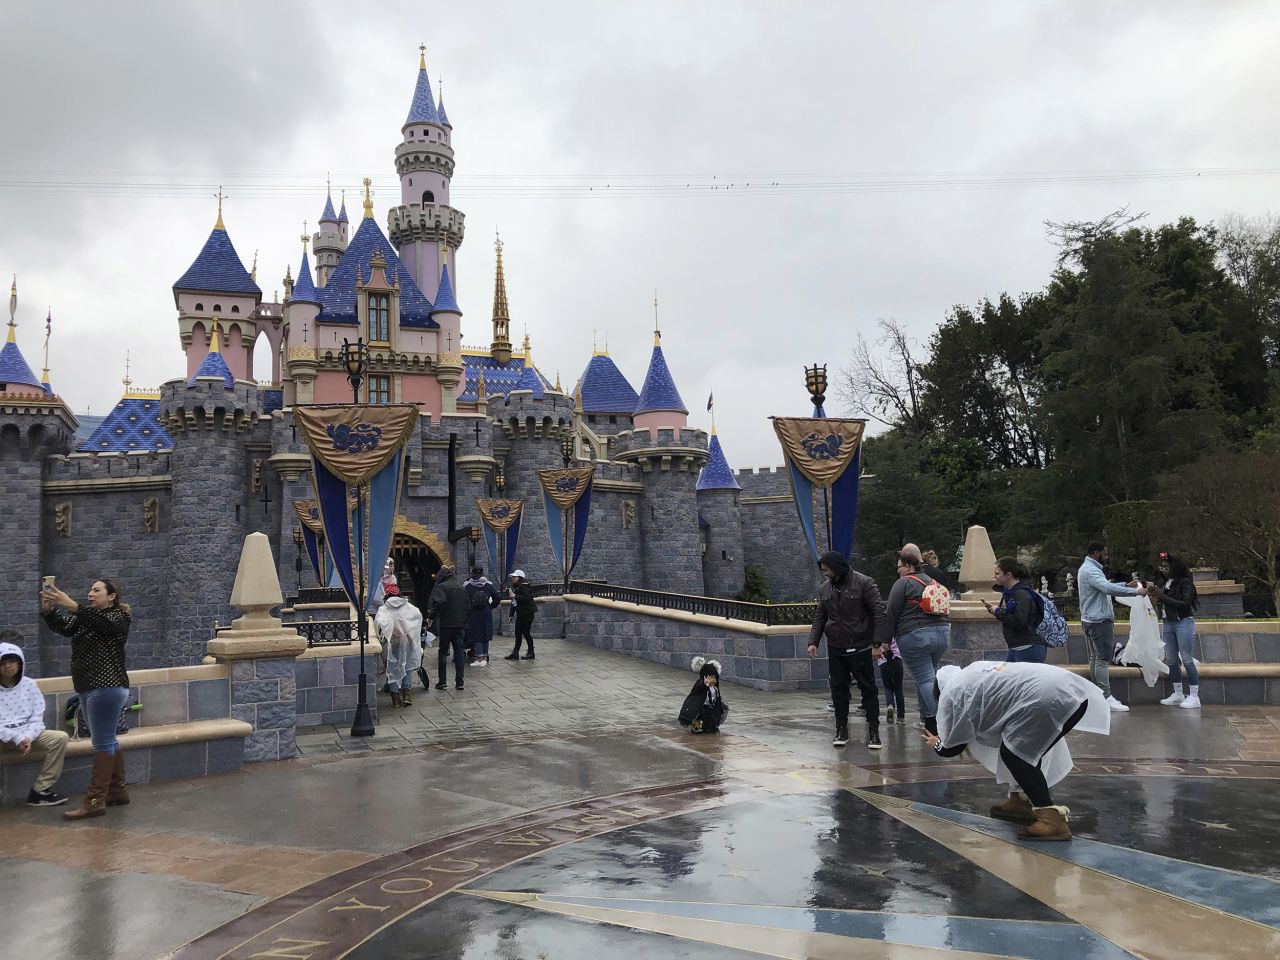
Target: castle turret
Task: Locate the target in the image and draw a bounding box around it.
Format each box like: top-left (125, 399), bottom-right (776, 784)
top-left (387, 47), bottom-right (466, 300)
top-left (633, 307), bottom-right (689, 436)
top-left (696, 427), bottom-right (745, 598)
top-left (432, 263), bottom-right (463, 413)
top-left (284, 235), bottom-right (321, 405)
top-left (2, 279), bottom-right (77, 678)
top-left (160, 321), bottom-right (262, 664)
top-left (172, 198), bottom-right (262, 383)
top-left (489, 234), bottom-right (513, 365)
top-left (312, 184), bottom-right (348, 287)
top-left (576, 341), bottom-right (638, 437)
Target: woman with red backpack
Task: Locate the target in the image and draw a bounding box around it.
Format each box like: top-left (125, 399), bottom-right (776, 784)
top-left (885, 543), bottom-right (951, 735)
top-left (984, 557), bottom-right (1047, 664)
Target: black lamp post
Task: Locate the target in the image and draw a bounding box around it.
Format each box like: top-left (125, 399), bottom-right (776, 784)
top-left (560, 435), bottom-right (574, 596)
top-left (340, 336), bottom-right (375, 738)
top-left (292, 528), bottom-right (304, 595)
top-left (804, 363), bottom-right (828, 413)
top-left (494, 466), bottom-right (505, 495)
top-left (342, 337), bottom-right (369, 404)
top-left (468, 525), bottom-right (480, 570)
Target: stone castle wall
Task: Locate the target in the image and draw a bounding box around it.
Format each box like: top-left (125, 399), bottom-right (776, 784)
top-left (736, 467), bottom-right (821, 602)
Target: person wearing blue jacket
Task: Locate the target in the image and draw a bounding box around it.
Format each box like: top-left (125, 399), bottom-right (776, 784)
top-left (1077, 542), bottom-right (1146, 713)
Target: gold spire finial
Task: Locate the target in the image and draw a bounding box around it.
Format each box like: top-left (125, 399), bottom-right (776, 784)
top-left (574, 380), bottom-right (583, 414)
top-left (41, 307), bottom-right (51, 385)
top-left (522, 329), bottom-right (532, 364)
top-left (122, 349), bottom-right (132, 394)
top-left (6, 275), bottom-right (15, 344)
top-left (251, 249), bottom-right (258, 282)
top-left (419, 43), bottom-right (426, 70)
top-left (653, 290), bottom-right (661, 346)
top-left (209, 316), bottom-right (221, 353)
top-left (555, 370), bottom-right (562, 392)
top-left (214, 187), bottom-right (225, 229)
top-left (301, 221), bottom-right (310, 250)
top-left (362, 177), bottom-right (374, 219)
top-left (476, 368), bottom-right (487, 402)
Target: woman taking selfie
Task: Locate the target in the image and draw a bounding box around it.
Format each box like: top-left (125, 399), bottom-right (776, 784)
top-left (41, 578), bottom-right (132, 820)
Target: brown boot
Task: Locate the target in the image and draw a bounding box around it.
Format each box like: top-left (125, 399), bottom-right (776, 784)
top-left (106, 752), bottom-right (130, 807)
top-left (389, 690), bottom-right (403, 708)
top-left (1018, 805), bottom-right (1072, 841)
top-left (989, 792), bottom-right (1036, 824)
top-left (401, 690), bottom-right (412, 706)
top-left (64, 752), bottom-right (114, 821)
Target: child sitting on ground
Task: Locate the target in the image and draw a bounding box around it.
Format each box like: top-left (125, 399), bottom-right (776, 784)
top-left (679, 657), bottom-right (728, 734)
top-left (877, 638), bottom-right (905, 723)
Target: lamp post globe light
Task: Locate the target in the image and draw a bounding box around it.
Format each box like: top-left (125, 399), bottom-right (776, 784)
top-left (292, 528), bottom-right (305, 594)
top-left (468, 525), bottom-right (480, 570)
top-left (804, 363), bottom-right (828, 412)
top-left (342, 337), bottom-right (369, 404)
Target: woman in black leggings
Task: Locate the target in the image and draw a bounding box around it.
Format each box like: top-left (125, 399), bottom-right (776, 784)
top-left (923, 662), bottom-right (1110, 841)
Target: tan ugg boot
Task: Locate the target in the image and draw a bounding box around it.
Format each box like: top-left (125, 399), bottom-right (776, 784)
top-left (989, 792), bottom-right (1036, 824)
top-left (64, 752), bottom-right (114, 821)
top-left (389, 691), bottom-right (403, 708)
top-left (1018, 805), bottom-right (1072, 841)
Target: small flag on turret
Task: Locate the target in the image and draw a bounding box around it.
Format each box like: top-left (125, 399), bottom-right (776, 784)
top-left (707, 391), bottom-right (714, 412)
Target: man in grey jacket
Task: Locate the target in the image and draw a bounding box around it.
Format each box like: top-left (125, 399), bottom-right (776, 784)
top-left (1077, 542), bottom-right (1146, 712)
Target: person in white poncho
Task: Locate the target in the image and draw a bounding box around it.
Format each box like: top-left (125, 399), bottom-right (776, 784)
top-left (922, 662), bottom-right (1110, 841)
top-left (375, 585), bottom-right (424, 708)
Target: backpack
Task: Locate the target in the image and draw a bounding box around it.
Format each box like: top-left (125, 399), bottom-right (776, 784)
top-left (1015, 585), bottom-right (1068, 648)
top-left (468, 584), bottom-right (491, 611)
top-left (64, 695), bottom-right (138, 739)
top-left (907, 575), bottom-right (951, 617)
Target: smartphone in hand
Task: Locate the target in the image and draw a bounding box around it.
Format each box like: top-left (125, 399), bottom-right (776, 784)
top-left (41, 575), bottom-right (56, 592)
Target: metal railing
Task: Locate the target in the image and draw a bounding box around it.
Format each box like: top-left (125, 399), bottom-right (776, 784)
top-left (297, 620), bottom-right (358, 647)
top-left (289, 587), bottom-right (351, 607)
top-left (535, 580), bottom-right (818, 626)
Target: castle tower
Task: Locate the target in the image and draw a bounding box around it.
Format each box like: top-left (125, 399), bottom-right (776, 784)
top-left (312, 184), bottom-right (348, 288)
top-left (432, 263), bottom-right (463, 412)
top-left (160, 319), bottom-right (262, 664)
top-left (284, 235), bottom-right (321, 405)
top-left (633, 303), bottom-right (689, 436)
top-left (387, 47), bottom-right (466, 301)
top-left (575, 338), bottom-right (639, 437)
top-left (172, 198), bottom-right (262, 382)
top-left (490, 234), bottom-right (512, 365)
top-left (1, 279), bottom-right (77, 678)
top-left (696, 427), bottom-right (745, 599)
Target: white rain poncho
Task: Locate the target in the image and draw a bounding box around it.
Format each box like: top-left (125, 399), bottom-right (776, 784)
top-left (375, 596), bottom-right (423, 689)
top-left (935, 662), bottom-right (1110, 789)
top-left (1116, 595), bottom-right (1169, 687)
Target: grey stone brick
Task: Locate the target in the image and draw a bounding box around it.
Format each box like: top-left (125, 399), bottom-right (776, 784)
top-left (244, 729), bottom-right (280, 762)
top-left (256, 700), bottom-right (295, 731)
top-left (139, 682), bottom-right (188, 725)
top-left (232, 679), bottom-right (280, 704)
top-left (188, 678), bottom-right (230, 721)
top-left (150, 742), bottom-right (208, 781)
top-left (255, 659), bottom-right (296, 679)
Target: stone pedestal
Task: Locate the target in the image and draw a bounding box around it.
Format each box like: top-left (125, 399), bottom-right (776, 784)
top-left (952, 524), bottom-right (1000, 613)
top-left (207, 532), bottom-right (308, 762)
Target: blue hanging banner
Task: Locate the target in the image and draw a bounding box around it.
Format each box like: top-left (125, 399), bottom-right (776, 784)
top-left (294, 404), bottom-right (417, 610)
top-left (292, 499), bottom-right (326, 584)
top-left (537, 467), bottom-right (594, 579)
top-left (477, 498), bottom-right (525, 581)
top-left (771, 416), bottom-right (866, 563)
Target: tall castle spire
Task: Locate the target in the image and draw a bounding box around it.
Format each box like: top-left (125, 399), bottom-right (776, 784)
top-left (490, 232), bottom-right (513, 365)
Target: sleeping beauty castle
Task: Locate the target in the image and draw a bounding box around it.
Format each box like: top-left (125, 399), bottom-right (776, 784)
top-left (0, 52), bottom-right (814, 678)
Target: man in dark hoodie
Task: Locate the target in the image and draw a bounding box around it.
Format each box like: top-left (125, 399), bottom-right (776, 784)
top-left (806, 552), bottom-right (888, 750)
top-left (427, 567), bottom-right (470, 690)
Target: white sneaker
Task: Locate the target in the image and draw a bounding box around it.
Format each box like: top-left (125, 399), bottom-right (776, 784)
top-left (1179, 695), bottom-right (1201, 709)
top-left (1160, 691), bottom-right (1185, 706)
top-left (1106, 696), bottom-right (1130, 713)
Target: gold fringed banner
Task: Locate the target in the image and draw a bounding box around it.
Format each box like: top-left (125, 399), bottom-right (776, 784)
top-left (476, 498), bottom-right (524, 533)
top-left (537, 467), bottom-right (594, 510)
top-left (770, 417), bottom-right (866, 488)
top-left (293, 403), bottom-right (419, 486)
top-left (291, 499), bottom-right (325, 535)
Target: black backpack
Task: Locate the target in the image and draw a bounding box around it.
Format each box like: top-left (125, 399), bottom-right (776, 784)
top-left (64, 695), bottom-right (137, 739)
top-left (469, 584), bottom-right (491, 611)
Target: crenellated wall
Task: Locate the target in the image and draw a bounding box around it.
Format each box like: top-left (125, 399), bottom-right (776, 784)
top-left (736, 466), bottom-right (821, 602)
top-left (697, 487), bottom-right (745, 598)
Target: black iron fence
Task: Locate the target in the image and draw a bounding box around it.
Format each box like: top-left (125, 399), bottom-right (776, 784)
top-left (289, 587), bottom-right (350, 607)
top-left (535, 580), bottom-right (818, 626)
top-left (296, 620), bottom-right (358, 647)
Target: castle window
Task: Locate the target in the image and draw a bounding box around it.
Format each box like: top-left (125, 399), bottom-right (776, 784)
top-left (195, 302), bottom-right (204, 311)
top-left (213, 304), bottom-right (222, 312)
top-left (231, 305), bottom-right (240, 314)
top-left (422, 190), bottom-right (435, 204)
top-left (587, 415), bottom-right (597, 424)
top-left (609, 415), bottom-right (618, 424)
top-left (368, 375), bottom-right (391, 405)
top-left (368, 293), bottom-right (390, 342)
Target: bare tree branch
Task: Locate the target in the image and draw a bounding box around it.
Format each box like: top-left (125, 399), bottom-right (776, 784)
top-left (837, 318), bottom-right (926, 432)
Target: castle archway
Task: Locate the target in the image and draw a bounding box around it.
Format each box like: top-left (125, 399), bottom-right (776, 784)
top-left (390, 516), bottom-right (449, 606)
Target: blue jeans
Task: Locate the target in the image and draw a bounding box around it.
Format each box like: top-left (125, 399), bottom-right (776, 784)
top-left (1163, 618), bottom-right (1199, 686)
top-left (1005, 644), bottom-right (1048, 664)
top-left (897, 624), bottom-right (949, 720)
top-left (1083, 620), bottom-right (1114, 698)
top-left (83, 686), bottom-right (129, 755)
top-left (385, 675), bottom-right (412, 693)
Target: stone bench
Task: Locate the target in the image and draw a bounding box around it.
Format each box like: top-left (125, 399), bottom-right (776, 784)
top-left (1059, 663), bottom-right (1280, 705)
top-left (1, 718), bottom-right (251, 803)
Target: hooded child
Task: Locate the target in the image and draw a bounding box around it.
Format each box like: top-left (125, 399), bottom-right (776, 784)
top-left (678, 657), bottom-right (728, 734)
top-left (0, 643), bottom-right (70, 806)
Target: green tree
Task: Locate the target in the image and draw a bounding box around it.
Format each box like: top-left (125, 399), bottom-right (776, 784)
top-left (735, 565), bottom-right (771, 604)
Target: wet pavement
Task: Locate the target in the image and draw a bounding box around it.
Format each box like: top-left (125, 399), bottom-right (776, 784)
top-left (2, 639), bottom-right (1278, 960)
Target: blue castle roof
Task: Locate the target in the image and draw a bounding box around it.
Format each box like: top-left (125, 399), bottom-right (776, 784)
top-left (431, 264), bottom-right (461, 315)
top-left (320, 194), bottom-right (338, 223)
top-left (458, 354), bottom-right (553, 405)
top-left (190, 346), bottom-right (235, 387)
top-left (79, 396), bottom-right (173, 453)
top-left (576, 353), bottom-right (639, 414)
top-left (172, 226), bottom-right (262, 298)
top-left (292, 251), bottom-right (320, 305)
top-left (338, 197), bottom-right (348, 223)
top-left (635, 343), bottom-right (687, 414)
top-left (405, 67), bottom-right (439, 125)
top-left (697, 433), bottom-right (741, 491)
top-left (0, 337), bottom-right (41, 391)
top-left (437, 96), bottom-right (451, 127)
top-left (315, 216), bottom-right (437, 328)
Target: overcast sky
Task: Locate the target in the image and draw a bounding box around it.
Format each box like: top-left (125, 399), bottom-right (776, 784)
top-left (3, 1), bottom-right (1278, 467)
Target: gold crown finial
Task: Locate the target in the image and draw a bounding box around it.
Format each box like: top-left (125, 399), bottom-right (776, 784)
top-left (419, 43), bottom-right (426, 70)
top-left (214, 187), bottom-right (225, 229)
top-left (6, 274), bottom-right (15, 343)
top-left (555, 370), bottom-right (562, 392)
top-left (362, 177), bottom-right (374, 219)
top-left (209, 316), bottom-right (221, 352)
